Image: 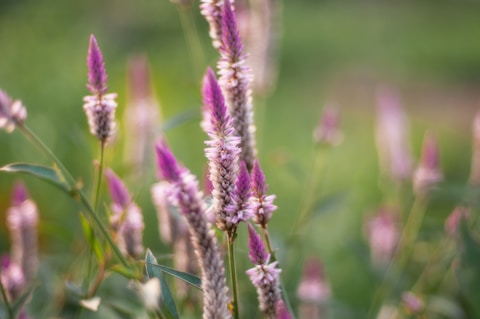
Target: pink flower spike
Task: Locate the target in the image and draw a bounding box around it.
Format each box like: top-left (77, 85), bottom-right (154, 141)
top-left (105, 169), bottom-right (132, 210)
top-left (11, 182), bottom-right (29, 207)
top-left (247, 223), bottom-right (268, 265)
top-left (155, 141), bottom-right (182, 183)
top-left (0, 90), bottom-right (27, 133)
top-left (313, 105), bottom-right (342, 146)
top-left (249, 159), bottom-right (277, 227)
top-left (413, 132), bottom-right (443, 196)
top-left (276, 299), bottom-right (292, 319)
top-left (87, 34), bottom-right (108, 95)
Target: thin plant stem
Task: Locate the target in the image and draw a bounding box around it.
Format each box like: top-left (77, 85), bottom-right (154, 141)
top-left (368, 196), bottom-right (428, 317)
top-left (177, 5), bottom-right (205, 81)
top-left (227, 233), bottom-right (240, 319)
top-left (94, 143), bottom-right (105, 211)
top-left (0, 270), bottom-right (13, 319)
top-left (17, 125), bottom-right (130, 268)
top-left (261, 225), bottom-right (296, 319)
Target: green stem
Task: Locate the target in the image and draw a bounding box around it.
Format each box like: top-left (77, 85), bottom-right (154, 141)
top-left (227, 233), bottom-right (240, 319)
top-left (18, 125), bottom-right (129, 268)
top-left (94, 143), bottom-right (105, 211)
top-left (261, 225), bottom-right (296, 319)
top-left (0, 270), bottom-right (13, 319)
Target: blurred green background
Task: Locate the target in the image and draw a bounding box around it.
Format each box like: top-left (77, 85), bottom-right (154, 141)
top-left (1, 0), bottom-right (480, 317)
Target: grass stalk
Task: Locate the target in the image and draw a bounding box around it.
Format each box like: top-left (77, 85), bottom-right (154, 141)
top-left (227, 233), bottom-right (240, 319)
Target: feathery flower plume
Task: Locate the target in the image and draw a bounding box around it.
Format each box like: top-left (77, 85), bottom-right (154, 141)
top-left (296, 258), bottom-right (330, 319)
top-left (375, 87), bottom-right (413, 182)
top-left (275, 299), bottom-right (292, 319)
top-left (218, 1), bottom-right (257, 170)
top-left (0, 89), bottom-right (27, 133)
top-left (313, 105), bottom-right (342, 146)
top-left (248, 159), bottom-right (277, 228)
top-left (203, 67), bottom-right (242, 232)
top-left (155, 141), bottom-right (231, 319)
top-left (246, 223), bottom-right (281, 319)
top-left (0, 255), bottom-right (25, 301)
top-left (83, 35), bottom-right (118, 144)
top-left (7, 182), bottom-right (38, 283)
top-left (200, 0), bottom-right (231, 49)
top-left (151, 181), bottom-right (177, 244)
top-left (445, 206), bottom-right (469, 237)
top-left (413, 133), bottom-right (443, 197)
top-left (365, 207), bottom-right (400, 266)
top-left (106, 169), bottom-right (144, 258)
top-left (124, 55), bottom-right (160, 175)
top-left (225, 161), bottom-right (254, 228)
top-left (470, 107), bottom-right (480, 185)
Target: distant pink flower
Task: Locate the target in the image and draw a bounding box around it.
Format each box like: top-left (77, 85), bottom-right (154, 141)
top-left (413, 133), bottom-right (443, 197)
top-left (275, 299), bottom-right (292, 319)
top-left (365, 207), bottom-right (400, 266)
top-left (0, 89), bottom-right (27, 133)
top-left (313, 105), bottom-right (342, 146)
top-left (402, 292), bottom-right (424, 314)
top-left (445, 206), bottom-right (469, 237)
top-left (248, 159), bottom-right (277, 227)
top-left (0, 255), bottom-right (25, 301)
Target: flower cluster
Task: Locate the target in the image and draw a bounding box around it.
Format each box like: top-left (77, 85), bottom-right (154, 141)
top-left (0, 89), bottom-right (27, 133)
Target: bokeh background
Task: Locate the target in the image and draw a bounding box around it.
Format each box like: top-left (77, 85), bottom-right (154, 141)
top-left (1, 0), bottom-right (480, 318)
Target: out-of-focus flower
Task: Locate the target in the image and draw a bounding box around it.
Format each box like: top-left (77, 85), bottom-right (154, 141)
top-left (469, 108), bottom-right (480, 185)
top-left (402, 291), bottom-right (424, 315)
top-left (0, 90), bottom-right (27, 133)
top-left (106, 169), bottom-right (144, 258)
top-left (248, 159), bottom-right (277, 228)
top-left (7, 182), bottom-right (38, 283)
top-left (365, 207), bottom-right (400, 266)
top-left (155, 141), bottom-right (231, 319)
top-left (313, 105), bottom-right (342, 146)
top-left (0, 255), bottom-right (25, 301)
top-left (413, 133), bottom-right (443, 197)
top-left (445, 206), bottom-right (469, 237)
top-left (203, 67), bottom-right (242, 233)
top-left (296, 258), bottom-right (330, 319)
top-left (275, 299), bottom-right (292, 319)
top-left (218, 1), bottom-right (257, 170)
top-left (124, 55), bottom-right (160, 176)
top-left (83, 35), bottom-right (117, 145)
top-left (375, 87), bottom-right (413, 182)
top-left (246, 223), bottom-right (281, 319)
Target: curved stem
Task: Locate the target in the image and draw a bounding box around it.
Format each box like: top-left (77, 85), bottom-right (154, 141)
top-left (94, 143), bottom-right (105, 211)
top-left (227, 233), bottom-right (240, 319)
top-left (18, 125), bottom-right (129, 268)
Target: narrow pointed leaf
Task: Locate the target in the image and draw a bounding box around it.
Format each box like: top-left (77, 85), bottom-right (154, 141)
top-left (12, 284), bottom-right (36, 316)
top-left (0, 163), bottom-right (70, 192)
top-left (145, 249), bottom-right (179, 319)
top-left (144, 263), bottom-right (202, 290)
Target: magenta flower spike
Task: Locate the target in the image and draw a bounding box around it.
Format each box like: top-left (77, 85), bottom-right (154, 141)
top-left (0, 89), bottom-right (27, 133)
top-left (218, 1), bottom-right (257, 170)
top-left (0, 255), bottom-right (26, 301)
top-left (276, 299), bottom-right (292, 319)
top-left (313, 105), bottom-right (342, 146)
top-left (83, 35), bottom-right (118, 144)
top-left (105, 169), bottom-right (144, 258)
top-left (246, 222), bottom-right (281, 318)
top-left (413, 132), bottom-right (443, 197)
top-left (155, 141), bottom-right (232, 319)
top-left (200, 0), bottom-right (230, 49)
top-left (248, 159), bottom-right (277, 227)
top-left (225, 161), bottom-right (254, 227)
top-left (203, 67), bottom-right (241, 232)
top-left (365, 207), bottom-right (400, 266)
top-left (445, 206), bottom-right (469, 237)
top-left (7, 183), bottom-right (38, 284)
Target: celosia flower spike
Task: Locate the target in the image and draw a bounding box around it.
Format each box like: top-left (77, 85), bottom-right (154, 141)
top-left (200, 0), bottom-right (230, 49)
top-left (276, 299), bottom-right (293, 319)
top-left (225, 161), bottom-right (254, 226)
top-left (313, 105), bottom-right (342, 146)
top-left (106, 169), bottom-right (144, 258)
top-left (246, 222), bottom-right (281, 318)
top-left (87, 35), bottom-right (108, 95)
top-left (249, 159), bottom-right (277, 227)
top-left (83, 35), bottom-right (118, 144)
top-left (413, 132), bottom-right (443, 196)
top-left (203, 68), bottom-right (241, 232)
top-left (0, 90), bottom-right (27, 133)
top-left (247, 223), bottom-right (268, 265)
top-left (155, 141), bottom-right (232, 319)
top-left (218, 1), bottom-right (257, 170)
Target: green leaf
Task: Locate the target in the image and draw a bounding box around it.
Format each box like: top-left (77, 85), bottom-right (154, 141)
top-left (145, 249), bottom-right (179, 319)
top-left (144, 263), bottom-right (202, 290)
top-left (159, 109), bottom-right (199, 133)
top-left (0, 162), bottom-right (70, 192)
top-left (11, 284), bottom-right (35, 316)
top-left (110, 265), bottom-right (140, 280)
top-left (79, 214), bottom-right (104, 264)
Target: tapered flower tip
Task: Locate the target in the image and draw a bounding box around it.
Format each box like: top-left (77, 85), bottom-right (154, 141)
top-left (248, 223), bottom-right (268, 265)
top-left (155, 141), bottom-right (182, 182)
top-left (420, 133), bottom-right (439, 170)
top-left (221, 0), bottom-right (243, 58)
top-left (445, 206), bottom-right (469, 237)
top-left (202, 67), bottom-right (227, 124)
top-left (11, 182), bottom-right (28, 206)
top-left (237, 161), bottom-right (251, 193)
top-left (251, 159), bottom-right (267, 194)
top-left (0, 255), bottom-right (10, 270)
top-left (105, 169), bottom-right (131, 209)
top-left (87, 34), bottom-right (108, 95)
top-left (275, 299), bottom-right (292, 319)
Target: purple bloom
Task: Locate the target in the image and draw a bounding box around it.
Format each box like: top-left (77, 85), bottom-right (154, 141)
top-left (247, 223), bottom-right (268, 265)
top-left (246, 261), bottom-right (281, 318)
top-left (445, 206), bottom-right (469, 237)
top-left (155, 141), bottom-right (232, 319)
top-left (276, 299), bottom-right (292, 319)
top-left (413, 133), bottom-right (443, 196)
top-left (225, 161), bottom-right (253, 227)
top-left (313, 105), bottom-right (342, 146)
top-left (106, 169), bottom-right (144, 258)
top-left (248, 159), bottom-right (277, 227)
top-left (0, 255), bottom-right (25, 301)
top-left (6, 183), bottom-right (38, 283)
top-left (402, 292), bottom-right (424, 314)
top-left (83, 35), bottom-right (117, 144)
top-left (296, 258), bottom-right (330, 304)
top-left (203, 67), bottom-right (241, 232)
top-left (218, 1), bottom-right (257, 170)
top-left (200, 0), bottom-right (231, 49)
top-left (365, 207), bottom-right (399, 266)
top-left (0, 89), bottom-right (27, 133)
